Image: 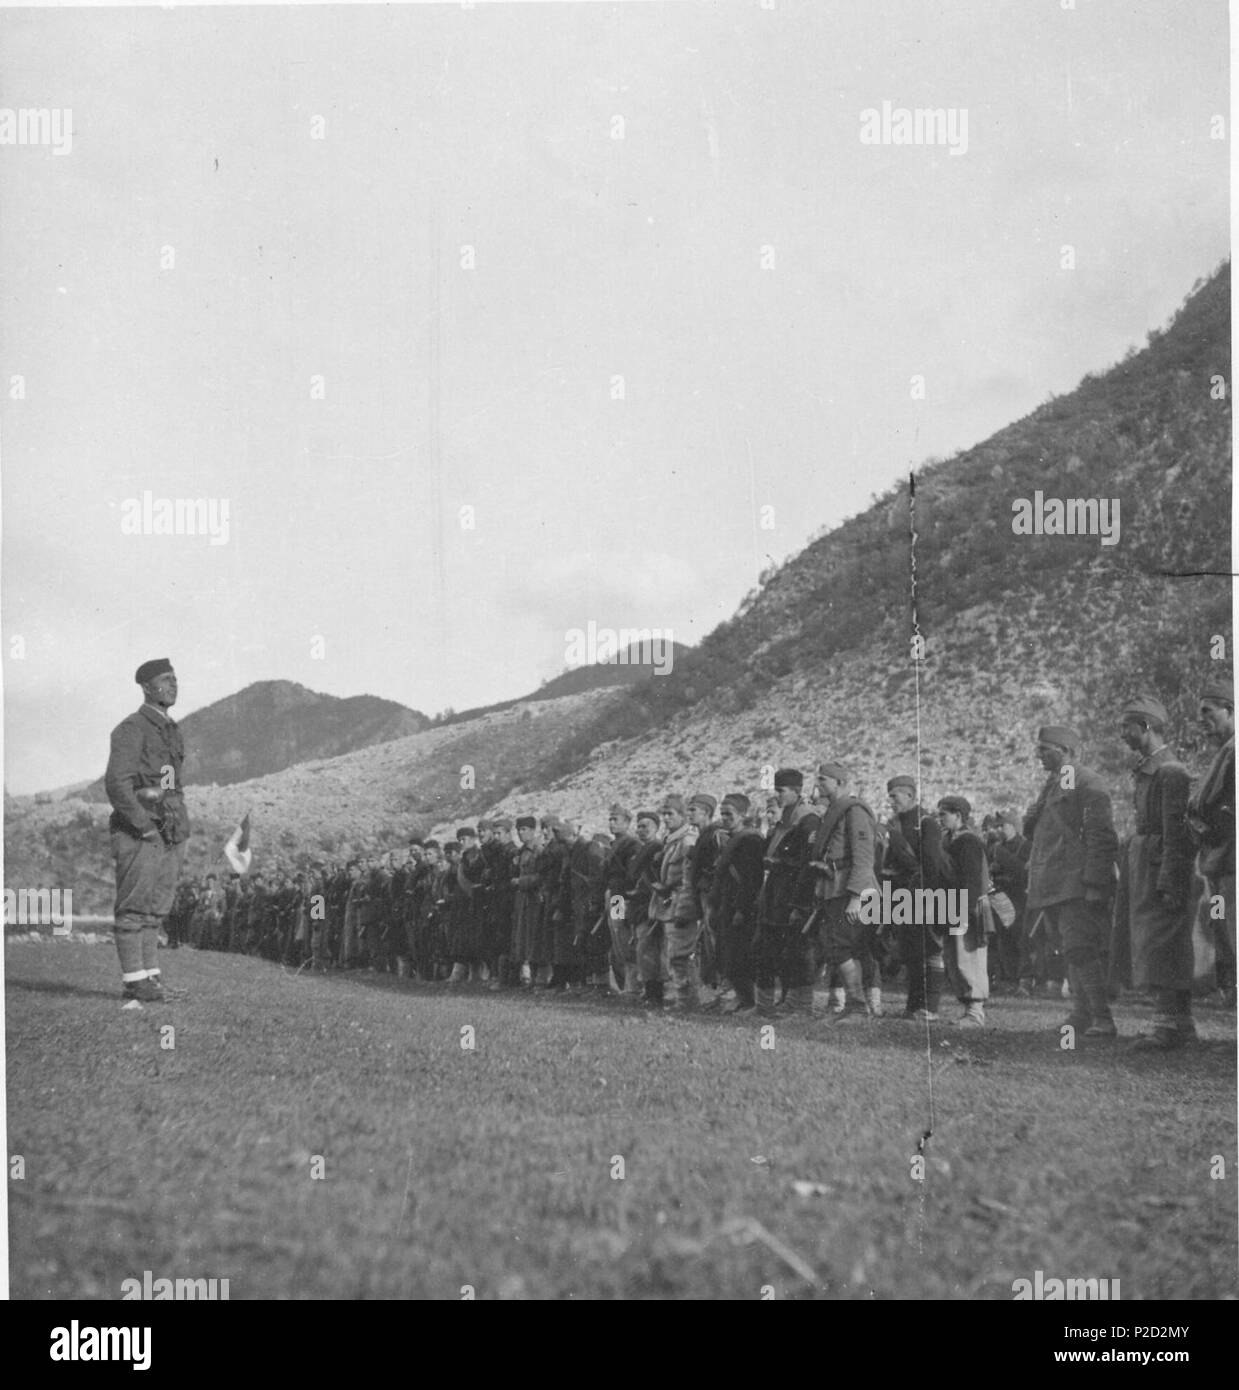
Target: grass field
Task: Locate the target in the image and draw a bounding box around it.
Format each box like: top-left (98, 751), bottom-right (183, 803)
top-left (6, 940), bottom-right (1236, 1300)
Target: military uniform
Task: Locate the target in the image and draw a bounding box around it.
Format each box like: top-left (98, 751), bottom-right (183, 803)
top-left (105, 689), bottom-right (190, 1000)
top-left (1024, 744), bottom-right (1118, 1035)
top-left (651, 818), bottom-right (699, 1005)
top-left (882, 801), bottom-right (952, 1016)
top-left (754, 793), bottom-right (820, 1014)
top-left (710, 825), bottom-right (765, 1008)
top-left (605, 829), bottom-right (640, 993)
top-left (1128, 745), bottom-right (1196, 1019)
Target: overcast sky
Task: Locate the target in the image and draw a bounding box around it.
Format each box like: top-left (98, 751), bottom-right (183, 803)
top-left (0, 0), bottom-right (1229, 793)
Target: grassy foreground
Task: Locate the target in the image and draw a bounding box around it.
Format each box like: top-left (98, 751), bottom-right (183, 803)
top-left (5, 940), bottom-right (1236, 1300)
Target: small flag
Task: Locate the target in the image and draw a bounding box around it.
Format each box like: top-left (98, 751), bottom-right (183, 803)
top-left (224, 812), bottom-right (253, 875)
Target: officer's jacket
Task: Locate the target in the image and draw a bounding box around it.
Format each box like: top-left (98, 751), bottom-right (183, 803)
top-left (105, 704), bottom-right (189, 842)
top-left (801, 795), bottom-right (878, 902)
top-left (1023, 764), bottom-right (1117, 910)
top-left (1130, 746), bottom-right (1195, 903)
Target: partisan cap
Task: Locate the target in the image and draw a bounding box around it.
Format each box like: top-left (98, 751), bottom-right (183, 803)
top-left (135, 658), bottom-right (173, 684)
top-left (1036, 725), bottom-right (1081, 751)
top-left (1121, 696), bottom-right (1169, 727)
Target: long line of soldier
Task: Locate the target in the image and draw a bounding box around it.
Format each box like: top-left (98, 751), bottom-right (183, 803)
top-left (164, 690), bottom-right (1236, 1052)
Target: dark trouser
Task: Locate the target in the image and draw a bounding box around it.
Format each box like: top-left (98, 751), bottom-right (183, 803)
top-left (111, 830), bottom-right (186, 981)
top-left (994, 913), bottom-right (1024, 983)
top-left (1027, 910), bottom-right (1067, 985)
top-left (718, 906), bottom-right (755, 1005)
top-left (636, 917), bottom-right (669, 997)
top-left (900, 923), bottom-right (945, 1014)
top-left (754, 918), bottom-right (815, 992)
top-left (1039, 899), bottom-right (1113, 1025)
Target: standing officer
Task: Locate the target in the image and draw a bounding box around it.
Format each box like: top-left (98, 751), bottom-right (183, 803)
top-left (1120, 696), bottom-right (1197, 1050)
top-left (754, 769), bottom-right (821, 1017)
top-left (1023, 724), bottom-right (1119, 1040)
top-left (105, 658), bottom-right (190, 1007)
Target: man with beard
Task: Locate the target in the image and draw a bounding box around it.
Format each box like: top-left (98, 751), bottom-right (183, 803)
top-left (754, 769), bottom-right (821, 1017)
top-left (1188, 679), bottom-right (1235, 1008)
top-left (804, 762), bottom-right (880, 1024)
top-left (104, 658), bottom-right (191, 1005)
top-left (709, 794), bottom-right (766, 1014)
top-left (882, 775), bottom-right (952, 1020)
top-left (1120, 697), bottom-right (1197, 1050)
top-left (1023, 725), bottom-right (1119, 1041)
top-left (604, 804), bottom-right (641, 996)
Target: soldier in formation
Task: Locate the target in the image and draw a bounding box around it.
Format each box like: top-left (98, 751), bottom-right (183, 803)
top-left (145, 681), bottom-right (1227, 1050)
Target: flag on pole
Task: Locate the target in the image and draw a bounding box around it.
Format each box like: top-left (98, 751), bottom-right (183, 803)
top-left (224, 811), bottom-right (253, 875)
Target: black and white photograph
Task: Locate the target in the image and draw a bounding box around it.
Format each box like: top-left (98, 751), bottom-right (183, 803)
top-left (1, 0), bottom-right (1235, 1329)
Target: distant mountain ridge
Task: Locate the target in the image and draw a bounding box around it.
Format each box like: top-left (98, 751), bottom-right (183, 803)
top-left (8, 263), bottom-right (1231, 913)
top-left (81, 680), bottom-right (430, 796)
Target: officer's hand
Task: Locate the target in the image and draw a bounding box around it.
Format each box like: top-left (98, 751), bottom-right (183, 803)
top-left (844, 894), bottom-right (863, 924)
